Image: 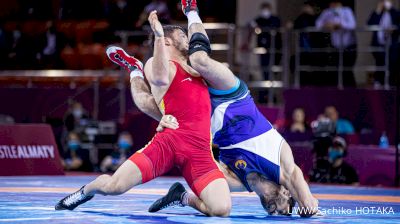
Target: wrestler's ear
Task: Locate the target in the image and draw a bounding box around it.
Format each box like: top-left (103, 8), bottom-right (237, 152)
top-left (164, 37), bottom-right (172, 46)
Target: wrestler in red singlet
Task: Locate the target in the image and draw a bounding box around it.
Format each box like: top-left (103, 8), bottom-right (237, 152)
top-left (129, 61), bottom-right (224, 196)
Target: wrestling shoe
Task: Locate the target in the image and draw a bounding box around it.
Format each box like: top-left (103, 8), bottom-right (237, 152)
top-left (106, 46), bottom-right (143, 73)
top-left (148, 182), bottom-right (187, 213)
top-left (181, 0), bottom-right (198, 14)
top-left (55, 186), bottom-right (94, 210)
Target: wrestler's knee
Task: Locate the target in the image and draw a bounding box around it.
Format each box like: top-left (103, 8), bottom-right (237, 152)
top-left (102, 175), bottom-right (129, 195)
top-left (208, 200), bottom-right (231, 217)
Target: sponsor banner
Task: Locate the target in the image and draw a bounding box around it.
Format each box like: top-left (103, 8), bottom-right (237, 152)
top-left (0, 124), bottom-right (64, 175)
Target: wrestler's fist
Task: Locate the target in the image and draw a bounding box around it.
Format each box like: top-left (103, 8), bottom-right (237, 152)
top-left (156, 114), bottom-right (179, 132)
top-left (148, 10), bottom-right (164, 37)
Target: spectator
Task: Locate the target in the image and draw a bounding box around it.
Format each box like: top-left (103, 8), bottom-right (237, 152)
top-left (62, 132), bottom-right (92, 171)
top-left (242, 2), bottom-right (281, 81)
top-left (293, 2), bottom-right (324, 86)
top-left (135, 0), bottom-right (171, 28)
top-left (294, 2), bottom-right (317, 51)
top-left (108, 0), bottom-right (137, 31)
top-left (316, 0), bottom-right (357, 87)
top-left (0, 21), bottom-right (8, 69)
top-left (100, 132), bottom-right (134, 172)
top-left (19, 0), bottom-right (53, 20)
top-left (324, 105), bottom-right (355, 135)
top-left (8, 24), bottom-right (37, 69)
top-left (310, 136), bottom-right (359, 185)
top-left (63, 101), bottom-right (90, 135)
top-left (0, 114), bottom-right (15, 124)
top-left (289, 108), bottom-right (310, 133)
top-left (60, 0), bottom-right (104, 20)
top-left (38, 21), bottom-right (65, 69)
top-left (367, 0), bottom-right (400, 87)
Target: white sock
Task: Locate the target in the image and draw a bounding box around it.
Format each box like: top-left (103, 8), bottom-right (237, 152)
top-left (130, 69), bottom-right (144, 81)
top-left (187, 11), bottom-right (202, 29)
top-left (181, 191), bottom-right (193, 206)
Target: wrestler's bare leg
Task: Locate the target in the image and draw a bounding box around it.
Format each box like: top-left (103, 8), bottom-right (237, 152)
top-left (185, 178), bottom-right (232, 216)
top-left (84, 160), bottom-right (141, 196)
top-left (184, 11), bottom-right (237, 90)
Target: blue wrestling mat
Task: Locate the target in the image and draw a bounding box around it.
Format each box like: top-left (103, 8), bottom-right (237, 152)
top-left (0, 175), bottom-right (399, 223)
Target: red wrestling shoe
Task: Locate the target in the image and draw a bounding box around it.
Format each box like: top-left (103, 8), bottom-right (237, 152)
top-left (106, 46), bottom-right (143, 73)
top-left (181, 0), bottom-right (198, 15)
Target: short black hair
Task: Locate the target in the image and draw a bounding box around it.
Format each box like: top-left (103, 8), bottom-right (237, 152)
top-left (148, 25), bottom-right (187, 48)
top-left (260, 195), bottom-right (296, 216)
top-left (261, 2), bottom-right (272, 9)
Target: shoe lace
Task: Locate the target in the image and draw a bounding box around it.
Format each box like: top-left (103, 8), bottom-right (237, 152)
top-left (64, 190), bottom-right (85, 206)
top-left (115, 53), bottom-right (137, 71)
top-left (161, 200), bottom-right (183, 209)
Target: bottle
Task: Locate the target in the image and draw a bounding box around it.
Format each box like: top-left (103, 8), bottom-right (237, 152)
top-left (379, 132), bottom-right (389, 148)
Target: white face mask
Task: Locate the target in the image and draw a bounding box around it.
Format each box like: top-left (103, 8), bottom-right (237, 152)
top-left (384, 1), bottom-right (392, 10)
top-left (117, 0), bottom-right (127, 9)
top-left (13, 30), bottom-right (21, 39)
top-left (261, 9), bottom-right (271, 18)
top-left (72, 109), bottom-right (83, 118)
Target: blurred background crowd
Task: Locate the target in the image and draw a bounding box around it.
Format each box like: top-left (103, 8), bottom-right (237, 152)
top-left (0, 0), bottom-right (399, 187)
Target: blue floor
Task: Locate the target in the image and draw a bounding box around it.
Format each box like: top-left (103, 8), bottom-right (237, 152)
top-left (0, 175), bottom-right (399, 223)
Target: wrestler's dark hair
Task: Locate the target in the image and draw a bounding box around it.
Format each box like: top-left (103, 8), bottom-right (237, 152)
top-left (148, 25), bottom-right (187, 49)
top-left (260, 194), bottom-right (296, 216)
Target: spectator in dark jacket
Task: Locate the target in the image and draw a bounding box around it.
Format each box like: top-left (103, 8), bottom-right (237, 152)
top-left (367, 0), bottom-right (400, 87)
top-left (242, 2), bottom-right (281, 81)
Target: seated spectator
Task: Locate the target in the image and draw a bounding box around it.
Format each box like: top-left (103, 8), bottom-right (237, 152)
top-left (100, 132), bottom-right (133, 172)
top-left (61, 132), bottom-right (92, 171)
top-left (0, 114), bottom-right (15, 124)
top-left (289, 107), bottom-right (310, 133)
top-left (135, 0), bottom-right (171, 28)
top-left (324, 105), bottom-right (355, 135)
top-left (310, 136), bottom-right (359, 185)
top-left (63, 101), bottom-right (90, 135)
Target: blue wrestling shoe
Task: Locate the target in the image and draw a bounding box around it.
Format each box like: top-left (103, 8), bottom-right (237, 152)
top-left (148, 182), bottom-right (186, 213)
top-left (55, 186), bottom-right (94, 210)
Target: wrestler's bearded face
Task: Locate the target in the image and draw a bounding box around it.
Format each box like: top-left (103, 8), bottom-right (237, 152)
top-left (171, 30), bottom-right (189, 57)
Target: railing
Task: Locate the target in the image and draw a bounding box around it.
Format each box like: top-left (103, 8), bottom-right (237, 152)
top-left (0, 70), bottom-right (122, 120)
top-left (0, 24), bottom-right (397, 111)
top-left (239, 26), bottom-right (396, 90)
top-left (293, 26), bottom-right (394, 89)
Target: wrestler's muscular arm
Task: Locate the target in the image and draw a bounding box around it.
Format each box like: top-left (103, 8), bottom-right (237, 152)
top-left (280, 141), bottom-right (319, 217)
top-left (132, 11), bottom-right (178, 130)
top-left (130, 77), bottom-right (162, 121)
top-left (146, 10), bottom-right (171, 87)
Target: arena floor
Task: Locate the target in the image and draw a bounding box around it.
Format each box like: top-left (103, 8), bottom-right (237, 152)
top-left (0, 175), bottom-right (399, 224)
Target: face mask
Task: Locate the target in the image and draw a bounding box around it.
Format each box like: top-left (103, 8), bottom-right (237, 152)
top-left (118, 139), bottom-right (132, 150)
top-left (384, 1), bottom-right (392, 10)
top-left (68, 140), bottom-right (80, 151)
top-left (328, 148), bottom-right (343, 162)
top-left (72, 109), bottom-right (83, 118)
top-left (13, 30), bottom-right (21, 39)
top-left (117, 0), bottom-right (127, 9)
top-left (261, 9), bottom-right (271, 19)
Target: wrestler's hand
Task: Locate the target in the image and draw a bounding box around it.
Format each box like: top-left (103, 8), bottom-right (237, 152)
top-left (148, 10), bottom-right (164, 37)
top-left (156, 114), bottom-right (179, 132)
